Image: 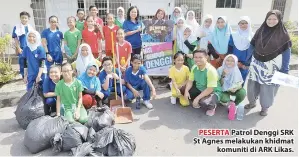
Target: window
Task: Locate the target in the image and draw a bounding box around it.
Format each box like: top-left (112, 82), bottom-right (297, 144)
top-left (272, 0), bottom-right (286, 18)
top-left (216, 0), bottom-right (242, 9)
top-left (30, 0), bottom-right (47, 33)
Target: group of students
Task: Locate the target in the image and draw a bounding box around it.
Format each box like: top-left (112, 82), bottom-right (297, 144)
top-left (12, 5), bottom-right (291, 122)
top-left (168, 7), bottom-right (291, 117)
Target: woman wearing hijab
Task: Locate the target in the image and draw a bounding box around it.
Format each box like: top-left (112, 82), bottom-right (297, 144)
top-left (185, 10), bottom-right (200, 36)
top-left (208, 16), bottom-right (233, 69)
top-left (229, 16), bottom-right (254, 82)
top-left (21, 30), bottom-right (46, 91)
top-left (198, 14), bottom-right (214, 50)
top-left (72, 43), bottom-right (101, 76)
top-left (79, 63), bottom-right (104, 108)
top-left (115, 7), bottom-right (125, 28)
top-left (170, 7), bottom-right (185, 24)
top-left (245, 10), bottom-right (292, 116)
top-left (218, 55), bottom-right (246, 108)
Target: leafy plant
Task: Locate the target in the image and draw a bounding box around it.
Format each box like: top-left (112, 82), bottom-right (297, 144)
top-left (0, 34), bottom-right (16, 85)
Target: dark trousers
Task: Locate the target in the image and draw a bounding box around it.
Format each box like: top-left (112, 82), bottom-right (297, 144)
top-left (189, 85), bottom-right (218, 110)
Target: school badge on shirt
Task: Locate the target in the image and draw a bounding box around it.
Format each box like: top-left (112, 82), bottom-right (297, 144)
top-left (90, 83), bottom-right (95, 89)
top-left (57, 34), bottom-right (60, 38)
top-left (35, 54), bottom-right (38, 58)
top-left (125, 48), bottom-right (127, 52)
top-left (73, 86), bottom-right (76, 91)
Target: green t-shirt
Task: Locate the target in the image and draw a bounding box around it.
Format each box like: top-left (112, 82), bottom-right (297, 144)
top-left (189, 63), bottom-right (222, 99)
top-left (64, 28), bottom-right (82, 55)
top-left (76, 21), bottom-right (85, 32)
top-left (55, 78), bottom-right (83, 110)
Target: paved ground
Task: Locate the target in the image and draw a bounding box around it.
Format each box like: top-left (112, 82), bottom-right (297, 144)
top-left (0, 71), bottom-right (298, 156)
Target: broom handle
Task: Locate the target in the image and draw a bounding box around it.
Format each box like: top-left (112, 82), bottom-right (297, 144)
top-left (116, 43), bottom-right (125, 107)
top-left (111, 31), bottom-right (117, 100)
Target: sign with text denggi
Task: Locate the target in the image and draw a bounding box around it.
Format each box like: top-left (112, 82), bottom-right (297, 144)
top-left (143, 42), bottom-right (173, 76)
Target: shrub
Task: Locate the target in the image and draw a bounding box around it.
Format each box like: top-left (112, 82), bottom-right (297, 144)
top-left (0, 34), bottom-right (16, 85)
top-left (290, 34), bottom-right (298, 55)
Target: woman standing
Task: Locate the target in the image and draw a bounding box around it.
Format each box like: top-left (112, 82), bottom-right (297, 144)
top-left (208, 16), bottom-right (232, 69)
top-left (185, 10), bottom-right (200, 36)
top-left (229, 16), bottom-right (254, 82)
top-left (198, 14), bottom-right (214, 50)
top-left (115, 7), bottom-right (125, 28)
top-left (245, 10), bottom-right (291, 116)
top-left (123, 6), bottom-right (143, 55)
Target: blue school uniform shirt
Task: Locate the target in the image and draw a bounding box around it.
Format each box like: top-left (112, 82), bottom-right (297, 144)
top-left (123, 20), bottom-right (142, 49)
top-left (125, 66), bottom-right (147, 87)
top-left (41, 28), bottom-right (63, 61)
top-left (99, 68), bottom-right (121, 89)
top-left (21, 46), bottom-right (46, 77)
top-left (43, 77), bottom-right (56, 94)
top-left (228, 35), bottom-right (252, 66)
top-left (12, 26), bottom-right (28, 49)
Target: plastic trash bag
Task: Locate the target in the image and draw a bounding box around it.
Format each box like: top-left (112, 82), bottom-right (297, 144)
top-left (71, 142), bottom-right (102, 157)
top-left (24, 116), bottom-right (69, 154)
top-left (92, 127), bottom-right (136, 156)
top-left (85, 105), bottom-right (115, 132)
top-left (15, 84), bottom-right (45, 129)
top-left (51, 122), bottom-right (89, 152)
top-left (87, 128), bottom-right (96, 143)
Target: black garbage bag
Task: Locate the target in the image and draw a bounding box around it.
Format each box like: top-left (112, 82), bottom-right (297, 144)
top-left (51, 122), bottom-right (89, 152)
top-left (24, 116), bottom-right (69, 154)
top-left (85, 105), bottom-right (115, 132)
top-left (71, 142), bottom-right (102, 157)
top-left (15, 84), bottom-right (45, 129)
top-left (87, 128), bottom-right (96, 143)
top-left (92, 127), bottom-right (136, 156)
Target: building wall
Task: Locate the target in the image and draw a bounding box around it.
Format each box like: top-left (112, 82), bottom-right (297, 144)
top-left (0, 0), bottom-right (34, 34)
top-left (288, 0), bottom-right (298, 22)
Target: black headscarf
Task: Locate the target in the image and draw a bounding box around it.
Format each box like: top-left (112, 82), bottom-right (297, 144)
top-left (250, 10), bottom-right (292, 62)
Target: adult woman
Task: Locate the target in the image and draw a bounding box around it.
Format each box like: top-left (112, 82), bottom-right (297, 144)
top-left (115, 7), bottom-right (125, 28)
top-left (185, 10), bottom-right (200, 36)
top-left (170, 7), bottom-right (185, 24)
top-left (198, 14), bottom-right (214, 50)
top-left (245, 10), bottom-right (291, 116)
top-left (123, 6), bottom-right (143, 55)
top-left (208, 16), bottom-right (232, 69)
top-left (229, 16), bottom-right (254, 82)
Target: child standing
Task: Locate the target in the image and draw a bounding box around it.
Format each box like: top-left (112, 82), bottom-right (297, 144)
top-left (12, 11), bottom-right (34, 78)
top-left (179, 26), bottom-right (197, 69)
top-left (125, 54), bottom-right (156, 109)
top-left (99, 56), bottom-right (127, 100)
top-left (78, 63), bottom-right (104, 109)
top-left (55, 63), bottom-right (88, 124)
top-left (82, 16), bottom-right (103, 59)
top-left (218, 55), bottom-right (246, 111)
top-left (103, 13), bottom-right (119, 57)
top-left (115, 7), bottom-right (125, 28)
top-left (42, 16), bottom-right (64, 71)
top-left (43, 65), bottom-right (61, 116)
top-left (84, 5), bottom-right (104, 29)
top-left (64, 16), bottom-right (82, 63)
top-left (116, 29), bottom-right (132, 73)
top-left (22, 30), bottom-right (46, 91)
top-left (169, 52), bottom-right (190, 106)
top-left (76, 9), bottom-right (85, 32)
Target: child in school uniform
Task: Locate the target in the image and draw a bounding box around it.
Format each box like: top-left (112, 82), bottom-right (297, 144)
top-left (12, 11), bottom-right (34, 78)
top-left (84, 5), bottom-right (104, 29)
top-left (99, 56), bottom-right (127, 101)
top-left (125, 54), bottom-right (156, 109)
top-left (82, 16), bottom-right (103, 59)
top-left (115, 7), bottom-right (125, 28)
top-left (169, 52), bottom-right (190, 106)
top-left (76, 9), bottom-right (85, 32)
top-left (55, 63), bottom-right (88, 124)
top-left (78, 63), bottom-right (104, 109)
top-left (43, 65), bottom-right (61, 116)
top-left (64, 16), bottom-right (82, 63)
top-left (103, 13), bottom-right (119, 57)
top-left (115, 29), bottom-right (132, 73)
top-left (41, 16), bottom-right (64, 71)
top-left (22, 30), bottom-right (46, 91)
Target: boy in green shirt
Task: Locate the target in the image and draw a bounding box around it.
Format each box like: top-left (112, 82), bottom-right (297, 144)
top-left (76, 9), bottom-right (85, 32)
top-left (64, 16), bottom-right (82, 63)
top-left (184, 49), bottom-right (222, 116)
top-left (55, 63), bottom-right (88, 123)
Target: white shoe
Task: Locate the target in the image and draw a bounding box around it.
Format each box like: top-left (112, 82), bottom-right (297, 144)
top-left (170, 96), bottom-right (176, 105)
top-left (143, 100), bottom-right (153, 109)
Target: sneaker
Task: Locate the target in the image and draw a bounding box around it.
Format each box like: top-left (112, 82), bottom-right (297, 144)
top-left (244, 103), bottom-right (256, 109)
top-left (143, 100), bottom-right (153, 109)
top-left (206, 106), bottom-right (216, 116)
top-left (260, 110), bottom-right (268, 116)
top-left (50, 112), bottom-right (57, 117)
top-left (170, 96), bottom-right (176, 105)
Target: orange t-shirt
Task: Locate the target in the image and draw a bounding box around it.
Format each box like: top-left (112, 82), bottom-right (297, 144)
top-left (82, 29), bottom-right (102, 57)
top-left (103, 25), bottom-right (119, 56)
top-left (116, 40), bottom-right (132, 67)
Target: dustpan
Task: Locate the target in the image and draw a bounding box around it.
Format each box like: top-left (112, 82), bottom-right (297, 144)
top-left (109, 31), bottom-right (122, 112)
top-left (114, 42), bottom-right (133, 124)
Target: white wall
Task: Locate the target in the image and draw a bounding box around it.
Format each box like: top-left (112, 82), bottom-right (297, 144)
top-left (288, 0), bottom-right (298, 23)
top-left (0, 0), bottom-right (34, 34)
top-left (202, 0), bottom-right (273, 28)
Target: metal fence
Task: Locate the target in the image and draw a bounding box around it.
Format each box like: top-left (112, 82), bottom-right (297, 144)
top-left (31, 0), bottom-right (47, 33)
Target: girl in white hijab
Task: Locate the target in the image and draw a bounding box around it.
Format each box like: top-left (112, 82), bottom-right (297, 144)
top-left (185, 11), bottom-right (200, 35)
top-left (115, 7), bottom-right (125, 28)
top-left (74, 43), bottom-right (98, 76)
top-left (170, 7), bottom-right (185, 24)
top-left (199, 14), bottom-right (214, 50)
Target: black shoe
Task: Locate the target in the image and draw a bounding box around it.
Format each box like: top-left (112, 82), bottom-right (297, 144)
top-left (97, 100), bottom-right (103, 107)
top-left (50, 112), bottom-right (57, 117)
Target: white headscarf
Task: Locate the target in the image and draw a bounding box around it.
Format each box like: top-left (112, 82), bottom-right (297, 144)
top-left (185, 11), bottom-right (200, 33)
top-left (199, 14), bottom-right (214, 50)
top-left (231, 16), bottom-right (254, 51)
top-left (75, 43), bottom-right (96, 76)
top-left (176, 18), bottom-right (186, 51)
top-left (26, 30), bottom-right (41, 51)
top-left (178, 25), bottom-right (197, 54)
top-left (117, 7), bottom-right (125, 23)
top-left (170, 7), bottom-right (185, 24)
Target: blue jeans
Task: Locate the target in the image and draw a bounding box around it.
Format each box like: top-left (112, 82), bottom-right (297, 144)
top-left (18, 54), bottom-right (24, 78)
top-left (126, 80), bottom-right (151, 101)
top-left (101, 83), bottom-right (127, 100)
